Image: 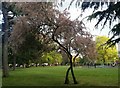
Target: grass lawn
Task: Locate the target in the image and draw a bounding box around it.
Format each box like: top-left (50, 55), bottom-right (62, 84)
top-left (2, 66), bottom-right (118, 86)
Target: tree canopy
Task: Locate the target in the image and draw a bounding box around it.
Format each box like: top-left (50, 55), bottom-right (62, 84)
top-left (95, 36), bottom-right (118, 64)
top-left (6, 2), bottom-right (96, 84)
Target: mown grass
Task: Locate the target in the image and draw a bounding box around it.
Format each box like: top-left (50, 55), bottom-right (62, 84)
top-left (2, 66), bottom-right (118, 86)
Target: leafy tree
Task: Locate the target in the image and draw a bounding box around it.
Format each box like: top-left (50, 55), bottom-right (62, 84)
top-left (80, 1), bottom-right (120, 46)
top-left (95, 36), bottom-right (118, 64)
top-left (9, 28), bottom-right (55, 69)
top-left (9, 2), bottom-right (96, 84)
top-left (79, 57), bottom-right (88, 66)
top-left (17, 33), bottom-right (43, 66)
top-left (41, 51), bottom-right (62, 65)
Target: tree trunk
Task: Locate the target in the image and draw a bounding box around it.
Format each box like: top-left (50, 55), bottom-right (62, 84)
top-left (2, 2), bottom-right (9, 77)
top-left (0, 33), bottom-right (2, 70)
top-left (52, 35), bottom-right (78, 84)
top-left (13, 56), bottom-right (16, 71)
top-left (70, 58), bottom-right (78, 84)
top-left (103, 58), bottom-right (105, 65)
top-left (35, 63), bottom-right (38, 67)
top-left (73, 53), bottom-right (79, 67)
top-left (73, 60), bottom-right (76, 67)
top-left (2, 34), bottom-right (9, 77)
top-left (64, 66), bottom-right (71, 84)
top-left (64, 58), bottom-right (78, 84)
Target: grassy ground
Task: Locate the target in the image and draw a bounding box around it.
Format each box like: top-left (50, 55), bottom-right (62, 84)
top-left (2, 66), bottom-right (118, 86)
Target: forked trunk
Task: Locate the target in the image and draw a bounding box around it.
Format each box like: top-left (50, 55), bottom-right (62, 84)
top-left (71, 65), bottom-right (78, 84)
top-left (52, 35), bottom-right (78, 84)
top-left (64, 66), bottom-right (71, 84)
top-left (64, 57), bottom-right (78, 84)
top-left (70, 58), bottom-right (78, 84)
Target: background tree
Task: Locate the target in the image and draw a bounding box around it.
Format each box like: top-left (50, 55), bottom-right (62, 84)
top-left (15, 32), bottom-right (44, 68)
top-left (9, 20), bottom-right (56, 69)
top-left (72, 35), bottom-right (97, 65)
top-left (95, 36), bottom-right (118, 64)
top-left (41, 51), bottom-right (62, 65)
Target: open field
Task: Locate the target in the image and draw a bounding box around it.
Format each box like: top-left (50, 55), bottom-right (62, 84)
top-left (2, 66), bottom-right (118, 86)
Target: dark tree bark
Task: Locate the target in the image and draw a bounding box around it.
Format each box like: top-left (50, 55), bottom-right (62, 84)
top-left (2, 34), bottom-right (9, 77)
top-left (73, 53), bottom-right (79, 67)
top-left (52, 31), bottom-right (78, 84)
top-left (2, 2), bottom-right (9, 77)
top-left (13, 55), bottom-right (16, 71)
top-left (64, 66), bottom-right (71, 84)
top-left (70, 58), bottom-right (78, 84)
top-left (35, 63), bottom-right (38, 67)
top-left (64, 57), bottom-right (78, 84)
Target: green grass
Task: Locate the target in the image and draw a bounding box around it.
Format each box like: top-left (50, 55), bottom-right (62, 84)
top-left (2, 66), bottom-right (118, 86)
